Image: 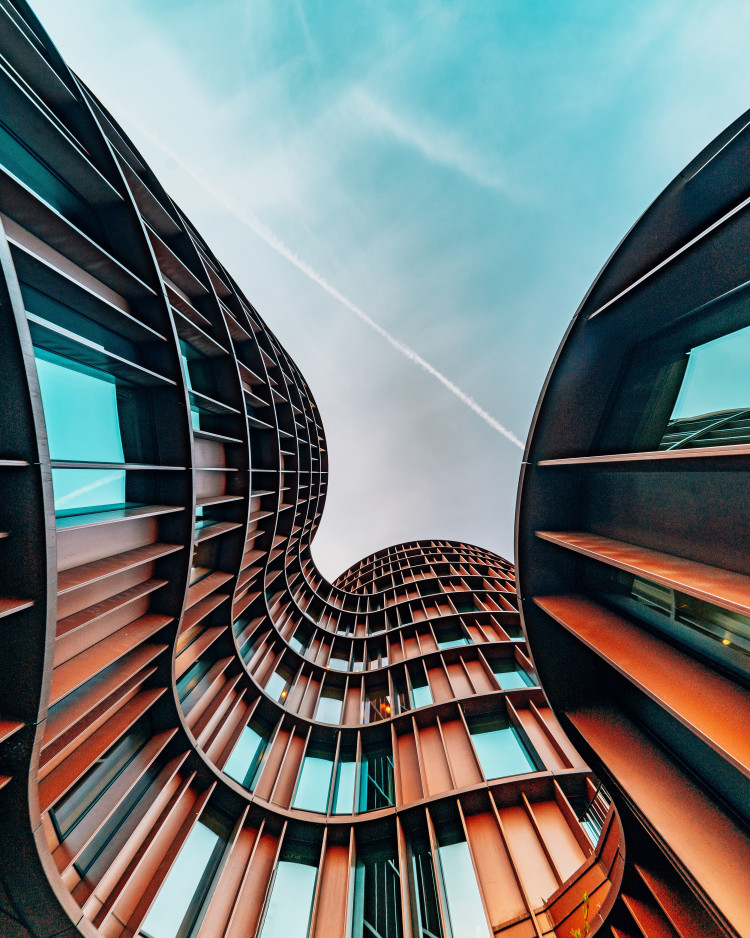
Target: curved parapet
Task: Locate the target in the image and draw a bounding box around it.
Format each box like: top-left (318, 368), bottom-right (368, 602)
top-left (0, 3), bottom-right (622, 937)
top-left (517, 109), bottom-right (750, 936)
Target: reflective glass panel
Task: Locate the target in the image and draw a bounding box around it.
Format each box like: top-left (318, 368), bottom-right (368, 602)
top-left (490, 660), bottom-right (535, 690)
top-left (469, 716), bottom-right (536, 779)
top-left (436, 840), bottom-right (488, 938)
top-left (259, 860), bottom-right (317, 938)
top-left (332, 759), bottom-right (356, 814)
top-left (316, 691), bottom-right (342, 723)
top-left (140, 819), bottom-right (223, 938)
top-left (52, 467), bottom-right (127, 515)
top-left (662, 322), bottom-right (750, 449)
top-left (293, 755), bottom-right (334, 812)
top-left (36, 353), bottom-right (124, 462)
top-left (410, 679), bottom-right (432, 709)
top-left (266, 667), bottom-right (292, 702)
top-left (223, 724), bottom-right (268, 790)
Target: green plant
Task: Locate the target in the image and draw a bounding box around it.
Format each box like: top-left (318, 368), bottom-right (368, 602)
top-left (570, 892), bottom-right (590, 938)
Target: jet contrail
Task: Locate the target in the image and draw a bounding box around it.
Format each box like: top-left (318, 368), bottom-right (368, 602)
top-left (118, 113), bottom-right (525, 451)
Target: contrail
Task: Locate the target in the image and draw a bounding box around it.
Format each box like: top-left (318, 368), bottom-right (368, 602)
top-left (118, 113), bottom-right (525, 451)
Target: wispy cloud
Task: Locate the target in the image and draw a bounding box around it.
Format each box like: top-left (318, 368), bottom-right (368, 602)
top-left (118, 111), bottom-right (525, 451)
top-left (350, 88), bottom-right (515, 197)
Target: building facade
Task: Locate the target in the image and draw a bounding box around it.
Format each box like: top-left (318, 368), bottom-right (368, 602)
top-left (517, 112), bottom-right (750, 936)
top-left (0, 3), bottom-right (619, 937)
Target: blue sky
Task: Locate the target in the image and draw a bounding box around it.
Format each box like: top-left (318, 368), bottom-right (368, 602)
top-left (29, 0), bottom-right (750, 577)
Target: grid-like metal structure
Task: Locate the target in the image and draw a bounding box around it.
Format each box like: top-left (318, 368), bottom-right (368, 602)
top-left (517, 110), bottom-right (750, 937)
top-left (0, 3), bottom-right (624, 937)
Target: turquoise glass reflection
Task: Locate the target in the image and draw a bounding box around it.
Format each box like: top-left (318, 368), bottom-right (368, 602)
top-left (332, 759), bottom-right (356, 814)
top-left (470, 718), bottom-right (536, 779)
top-left (490, 660), bottom-right (535, 690)
top-left (35, 352), bottom-right (124, 462)
top-left (140, 820), bottom-right (220, 938)
top-left (437, 840), bottom-right (488, 938)
top-left (293, 755), bottom-right (333, 812)
top-left (259, 860), bottom-right (317, 938)
top-left (52, 468), bottom-right (126, 515)
top-left (223, 725), bottom-right (267, 790)
top-left (410, 681), bottom-right (432, 708)
top-left (671, 322), bottom-right (750, 422)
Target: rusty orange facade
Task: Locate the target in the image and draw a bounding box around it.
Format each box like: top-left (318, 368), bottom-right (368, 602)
top-left (0, 3), bottom-right (620, 937)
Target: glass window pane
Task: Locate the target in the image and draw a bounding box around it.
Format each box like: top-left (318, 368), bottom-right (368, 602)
top-left (52, 467), bottom-right (127, 515)
top-left (410, 681), bottom-right (432, 709)
top-left (223, 725), bottom-right (267, 790)
top-left (35, 353), bottom-right (124, 462)
top-left (266, 667), bottom-right (292, 702)
top-left (259, 860), bottom-right (317, 938)
top-left (316, 692), bottom-right (342, 724)
top-left (293, 756), bottom-right (333, 812)
top-left (351, 850), bottom-right (403, 938)
top-left (490, 660), bottom-right (535, 690)
top-left (469, 718), bottom-right (536, 779)
top-left (437, 841), bottom-right (488, 938)
top-left (332, 759), bottom-right (356, 814)
top-left (140, 820), bottom-right (221, 938)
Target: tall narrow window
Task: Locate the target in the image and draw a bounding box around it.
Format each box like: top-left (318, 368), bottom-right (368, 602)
top-left (409, 669), bottom-right (433, 709)
top-left (359, 744), bottom-right (395, 812)
top-left (435, 832), bottom-right (488, 938)
top-left (259, 847), bottom-right (318, 938)
top-left (50, 723), bottom-right (148, 840)
top-left (223, 722), bottom-right (269, 790)
top-left (408, 835), bottom-right (444, 938)
top-left (139, 812), bottom-right (228, 938)
top-left (265, 665), bottom-right (294, 703)
top-left (333, 756), bottom-right (357, 814)
top-left (293, 746), bottom-right (334, 813)
top-left (350, 843), bottom-right (403, 938)
top-left (468, 714), bottom-right (538, 779)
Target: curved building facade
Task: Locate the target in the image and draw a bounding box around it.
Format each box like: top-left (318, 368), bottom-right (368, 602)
top-left (517, 112), bottom-right (750, 936)
top-left (0, 3), bottom-right (621, 938)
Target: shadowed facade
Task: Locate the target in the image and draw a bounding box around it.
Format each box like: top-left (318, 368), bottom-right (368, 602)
top-left (517, 110), bottom-right (750, 936)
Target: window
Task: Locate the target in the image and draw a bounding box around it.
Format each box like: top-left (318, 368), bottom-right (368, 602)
top-left (223, 723), bottom-right (269, 791)
top-left (259, 857), bottom-right (317, 938)
top-left (435, 835), bottom-right (488, 938)
top-left (409, 672), bottom-right (432, 709)
top-left (177, 659), bottom-right (212, 704)
top-left (332, 757), bottom-right (357, 814)
top-left (660, 321), bottom-right (750, 450)
top-left (293, 750), bottom-right (334, 813)
top-left (364, 687), bottom-right (392, 723)
top-left (266, 665), bottom-right (293, 703)
top-left (359, 744), bottom-right (395, 812)
top-left (289, 628), bottom-right (310, 655)
top-left (36, 351), bottom-right (129, 516)
top-left (316, 686), bottom-right (343, 723)
top-left (408, 835), bottom-right (443, 938)
top-left (468, 714), bottom-right (538, 779)
top-left (350, 844), bottom-right (403, 938)
top-left (329, 647), bottom-right (350, 671)
top-left (490, 659), bottom-right (536, 690)
top-left (51, 723), bottom-right (147, 840)
top-left (140, 812), bottom-right (227, 938)
top-left (589, 562), bottom-right (750, 681)
top-left (435, 624), bottom-right (468, 649)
